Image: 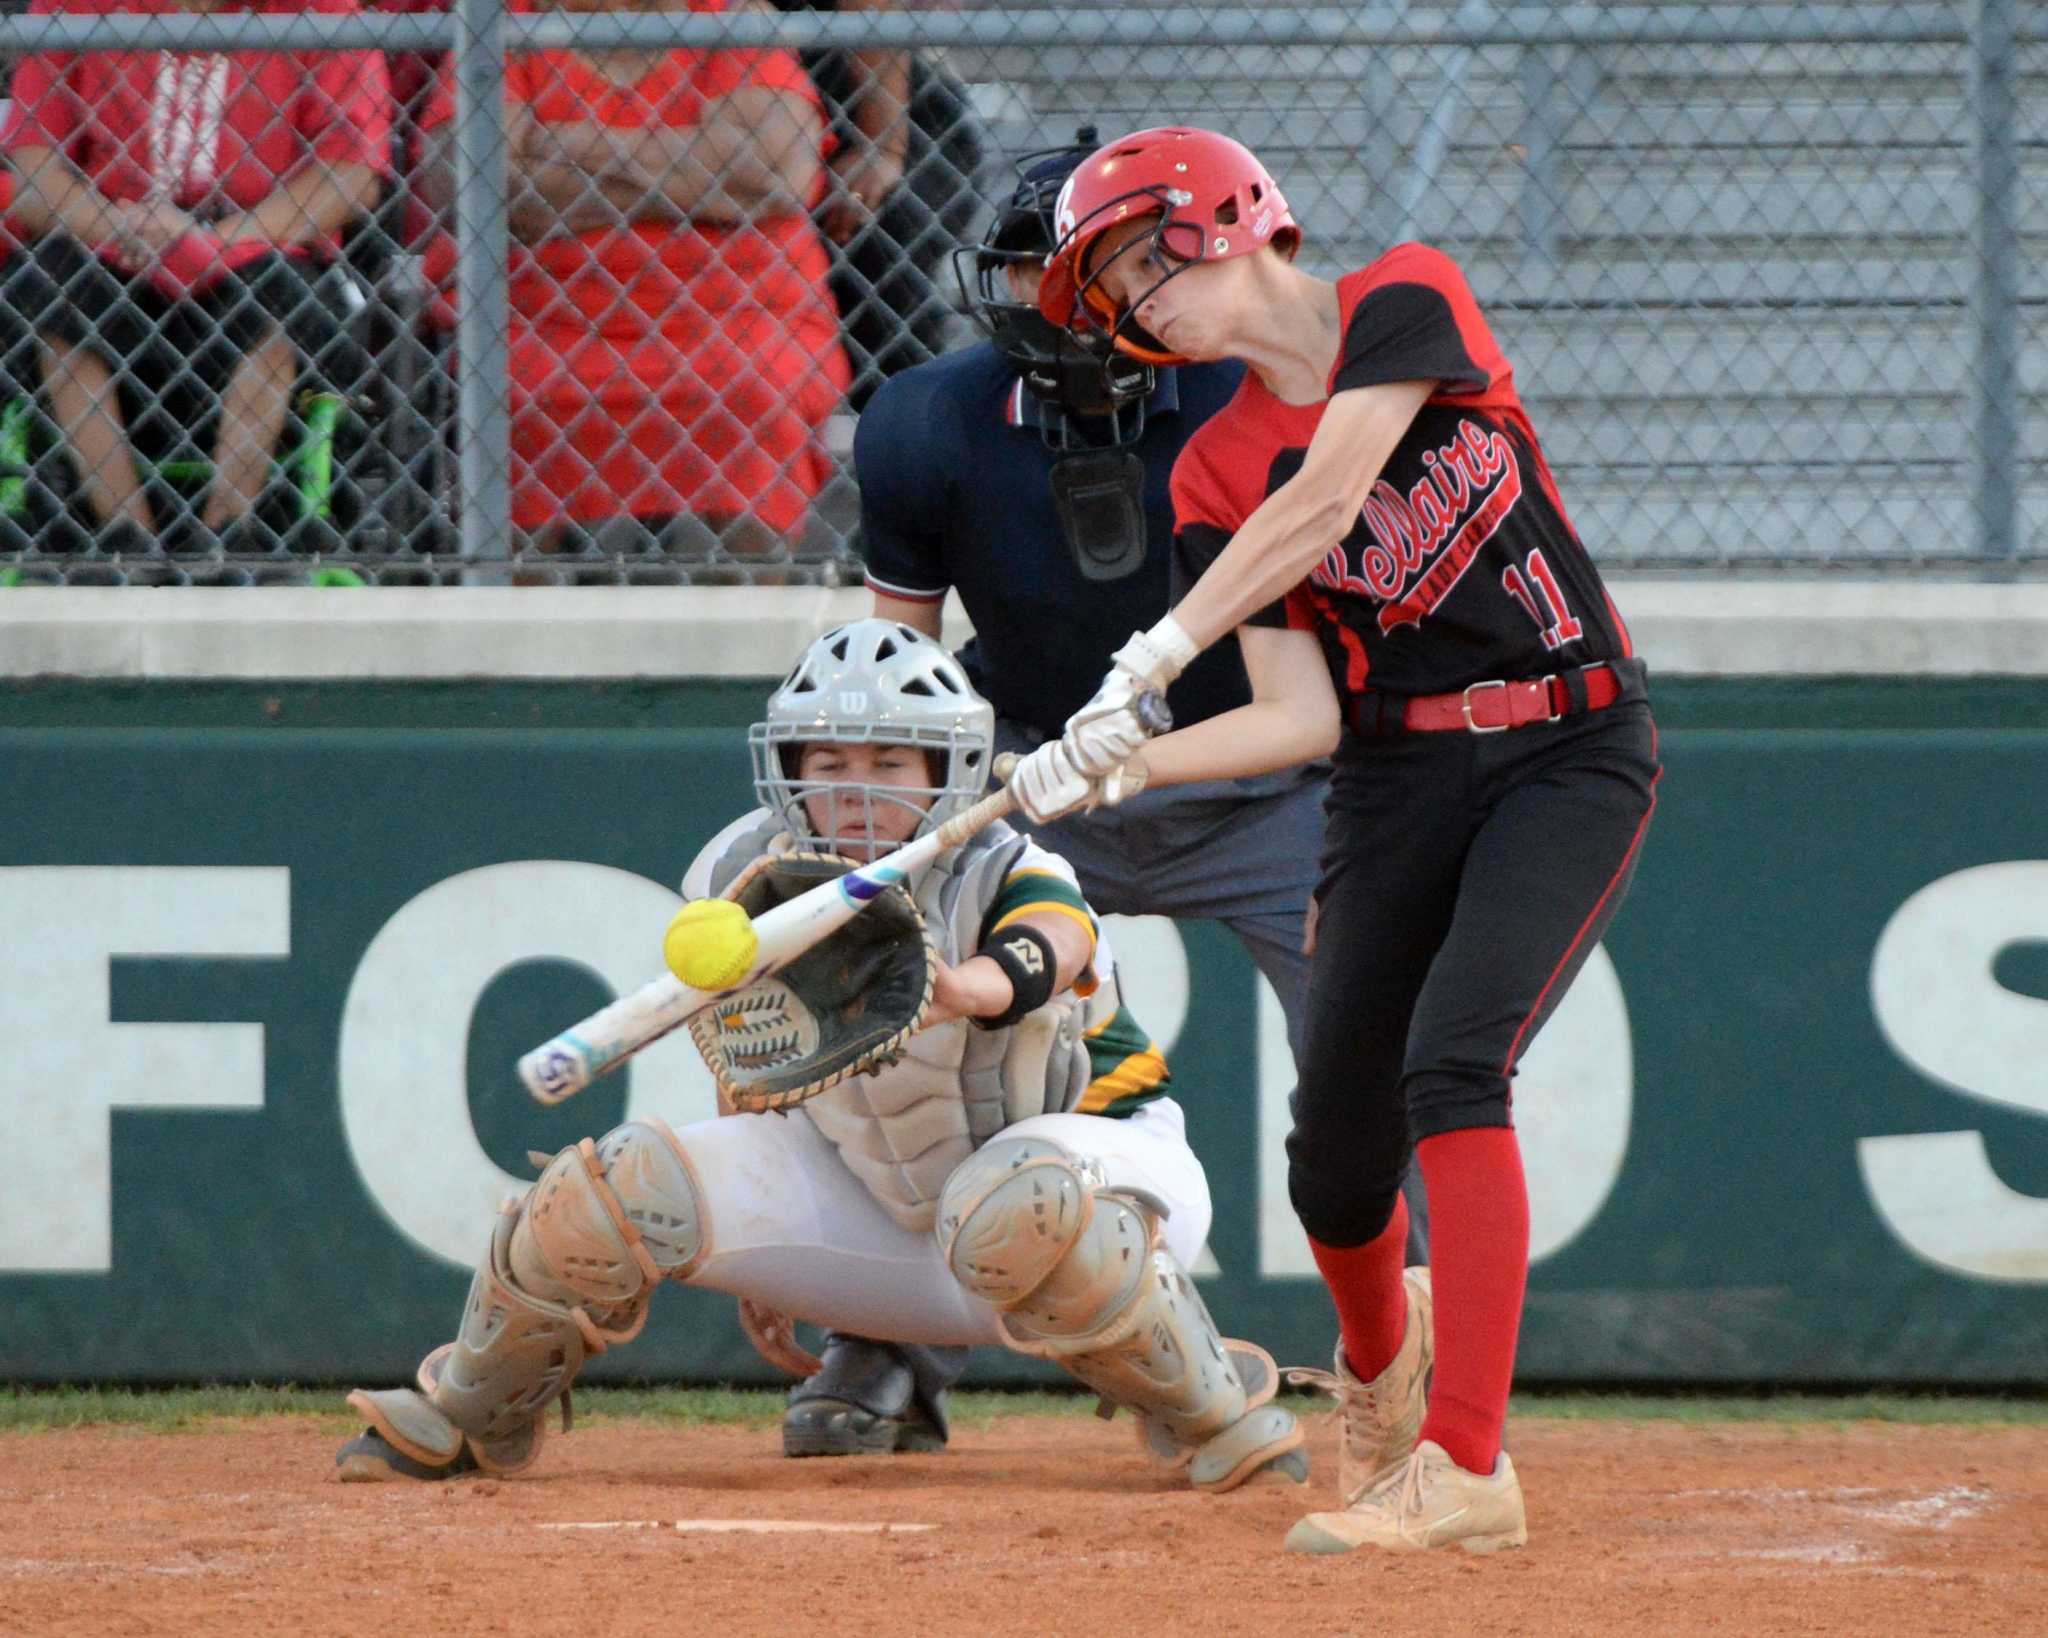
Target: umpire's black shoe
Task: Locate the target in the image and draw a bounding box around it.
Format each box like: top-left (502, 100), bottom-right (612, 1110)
top-left (782, 1334), bottom-right (969, 1457)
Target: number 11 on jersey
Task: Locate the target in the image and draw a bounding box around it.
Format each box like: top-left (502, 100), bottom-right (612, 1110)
top-left (1502, 548), bottom-right (1584, 651)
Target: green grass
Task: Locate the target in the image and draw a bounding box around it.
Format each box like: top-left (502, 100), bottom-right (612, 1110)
top-left (2, 1383), bottom-right (2043, 1436)
top-left (0, 1384), bottom-right (361, 1434)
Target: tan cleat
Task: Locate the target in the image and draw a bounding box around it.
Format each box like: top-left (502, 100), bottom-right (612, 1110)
top-left (1284, 1439), bottom-right (1528, 1555)
top-left (1285, 1266), bottom-right (1433, 1505)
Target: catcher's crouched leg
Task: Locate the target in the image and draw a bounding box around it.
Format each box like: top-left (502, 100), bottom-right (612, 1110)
top-left (937, 1138), bottom-right (1307, 1493)
top-left (338, 1118), bottom-right (707, 1482)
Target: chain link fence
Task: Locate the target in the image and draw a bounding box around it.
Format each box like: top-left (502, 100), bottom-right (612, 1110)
top-left (0, 2), bottom-right (2039, 585)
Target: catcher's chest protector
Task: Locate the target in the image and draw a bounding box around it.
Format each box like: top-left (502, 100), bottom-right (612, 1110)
top-left (708, 817), bottom-right (1094, 1232)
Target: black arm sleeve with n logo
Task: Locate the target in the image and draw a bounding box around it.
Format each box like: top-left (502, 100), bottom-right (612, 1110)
top-left (972, 923), bottom-right (1060, 1030)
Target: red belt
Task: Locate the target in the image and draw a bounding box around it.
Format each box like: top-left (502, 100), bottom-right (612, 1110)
top-left (1358, 663), bottom-right (1625, 736)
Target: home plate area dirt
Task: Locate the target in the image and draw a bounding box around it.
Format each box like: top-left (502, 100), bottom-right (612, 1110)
top-left (2, 1416), bottom-right (2043, 1636)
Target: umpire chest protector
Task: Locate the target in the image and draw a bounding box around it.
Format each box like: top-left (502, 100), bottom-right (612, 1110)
top-left (707, 815), bottom-right (1093, 1232)
top-left (1039, 358), bottom-right (1153, 584)
top-left (1049, 446), bottom-right (1148, 582)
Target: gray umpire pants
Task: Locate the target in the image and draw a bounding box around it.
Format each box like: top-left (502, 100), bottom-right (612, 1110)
top-left (994, 717), bottom-right (1430, 1266)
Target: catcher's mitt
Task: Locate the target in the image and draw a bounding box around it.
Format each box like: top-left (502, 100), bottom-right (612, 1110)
top-left (688, 851), bottom-right (936, 1113)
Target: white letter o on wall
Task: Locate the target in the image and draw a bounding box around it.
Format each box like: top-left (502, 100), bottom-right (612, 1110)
top-left (1514, 945), bottom-right (1633, 1263)
top-left (339, 862), bottom-right (715, 1266)
top-left (1259, 942), bottom-right (1633, 1275)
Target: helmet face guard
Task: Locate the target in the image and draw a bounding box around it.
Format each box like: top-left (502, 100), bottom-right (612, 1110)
top-left (1040, 126), bottom-right (1300, 366)
top-left (1066, 203), bottom-right (1210, 367)
top-left (750, 725), bottom-right (975, 858)
top-left (958, 239), bottom-right (1156, 419)
top-left (953, 128), bottom-right (1157, 425)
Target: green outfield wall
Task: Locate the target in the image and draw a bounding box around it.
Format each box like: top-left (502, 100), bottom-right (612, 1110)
top-left (4, 666), bottom-right (2047, 1387)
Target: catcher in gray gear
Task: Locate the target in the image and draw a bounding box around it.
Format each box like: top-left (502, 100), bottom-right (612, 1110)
top-left (335, 620), bottom-right (1308, 1496)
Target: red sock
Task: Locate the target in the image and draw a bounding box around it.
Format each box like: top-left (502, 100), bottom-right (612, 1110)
top-left (1308, 1194), bottom-right (1410, 1381)
top-left (1415, 1126), bottom-right (1530, 1476)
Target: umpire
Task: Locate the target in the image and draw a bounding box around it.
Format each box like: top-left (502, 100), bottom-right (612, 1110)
top-left (780, 130), bottom-right (1428, 1460)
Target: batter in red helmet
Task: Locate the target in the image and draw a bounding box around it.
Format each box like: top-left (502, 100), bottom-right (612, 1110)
top-left (1007, 126), bottom-right (1662, 1555)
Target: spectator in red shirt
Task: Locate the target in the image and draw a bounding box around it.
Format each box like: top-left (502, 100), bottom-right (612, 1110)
top-left (419, 0), bottom-right (850, 559)
top-left (1, 0), bottom-right (391, 550)
top-left (770, 0), bottom-right (987, 410)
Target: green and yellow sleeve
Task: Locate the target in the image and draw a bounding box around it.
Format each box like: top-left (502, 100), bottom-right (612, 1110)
top-left (1075, 1002), bottom-right (1171, 1118)
top-left (979, 867), bottom-right (1100, 993)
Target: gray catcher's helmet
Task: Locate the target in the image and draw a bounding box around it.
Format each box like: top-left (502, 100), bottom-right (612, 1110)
top-left (750, 619), bottom-right (996, 849)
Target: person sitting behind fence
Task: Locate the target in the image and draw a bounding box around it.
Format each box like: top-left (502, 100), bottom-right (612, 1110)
top-left (0, 0), bottom-right (390, 552)
top-left (769, 0), bottom-right (987, 410)
top-left (417, 0), bottom-right (851, 563)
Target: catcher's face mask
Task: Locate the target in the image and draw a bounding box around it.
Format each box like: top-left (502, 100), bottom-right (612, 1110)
top-left (752, 619), bottom-right (995, 849)
top-left (791, 741), bottom-right (943, 862)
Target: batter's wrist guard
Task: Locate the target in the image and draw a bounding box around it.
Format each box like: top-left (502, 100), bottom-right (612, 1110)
top-left (971, 924), bottom-right (1060, 1031)
top-left (1111, 614), bottom-right (1198, 691)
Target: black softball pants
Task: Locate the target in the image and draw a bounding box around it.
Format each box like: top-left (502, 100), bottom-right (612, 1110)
top-left (1287, 700), bottom-right (1661, 1248)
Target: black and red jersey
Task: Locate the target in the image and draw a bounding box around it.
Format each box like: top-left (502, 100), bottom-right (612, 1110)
top-left (1171, 242), bottom-right (1634, 701)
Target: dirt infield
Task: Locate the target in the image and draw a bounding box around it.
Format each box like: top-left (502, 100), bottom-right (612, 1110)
top-left (3, 1413), bottom-right (2044, 1637)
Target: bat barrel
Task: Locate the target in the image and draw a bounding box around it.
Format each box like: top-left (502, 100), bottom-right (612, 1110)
top-left (517, 972), bottom-right (702, 1103)
top-left (518, 1036), bottom-right (593, 1104)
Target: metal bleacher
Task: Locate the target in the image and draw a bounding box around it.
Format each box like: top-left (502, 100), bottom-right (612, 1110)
top-left (955, 7), bottom-right (2047, 572)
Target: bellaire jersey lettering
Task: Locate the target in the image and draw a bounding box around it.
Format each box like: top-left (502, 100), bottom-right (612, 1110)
top-left (1170, 242), bottom-right (1635, 700)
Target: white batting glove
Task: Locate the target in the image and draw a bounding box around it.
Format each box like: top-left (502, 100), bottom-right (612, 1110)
top-left (1061, 615), bottom-right (1199, 778)
top-left (1063, 667), bottom-right (1151, 778)
top-left (1111, 615), bottom-right (1201, 693)
top-left (1008, 740), bottom-right (1152, 824)
top-left (1008, 739), bottom-right (1101, 824)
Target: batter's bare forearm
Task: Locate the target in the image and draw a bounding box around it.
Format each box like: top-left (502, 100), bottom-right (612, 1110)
top-left (1169, 491), bottom-right (1348, 651)
top-left (1134, 622), bottom-right (1340, 786)
top-left (1171, 379), bottom-right (1437, 651)
top-left (1140, 701), bottom-right (1340, 787)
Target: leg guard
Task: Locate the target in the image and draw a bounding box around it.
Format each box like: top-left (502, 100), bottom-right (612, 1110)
top-left (937, 1137), bottom-right (1306, 1493)
top-left (345, 1118), bottom-right (707, 1479)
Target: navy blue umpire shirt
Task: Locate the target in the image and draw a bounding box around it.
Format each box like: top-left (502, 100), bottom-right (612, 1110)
top-left (856, 341), bottom-right (1253, 741)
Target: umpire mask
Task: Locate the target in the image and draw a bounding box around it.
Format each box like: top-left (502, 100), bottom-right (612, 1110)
top-left (954, 127), bottom-right (1155, 579)
top-left (956, 126), bottom-right (1156, 433)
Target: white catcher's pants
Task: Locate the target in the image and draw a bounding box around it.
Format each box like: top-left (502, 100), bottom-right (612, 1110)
top-left (674, 1098), bottom-right (1211, 1346)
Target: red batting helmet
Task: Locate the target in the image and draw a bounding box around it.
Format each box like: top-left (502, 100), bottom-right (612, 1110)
top-left (1039, 125), bottom-right (1300, 365)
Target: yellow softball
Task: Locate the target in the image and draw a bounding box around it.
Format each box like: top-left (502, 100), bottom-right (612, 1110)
top-left (663, 898), bottom-right (760, 992)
